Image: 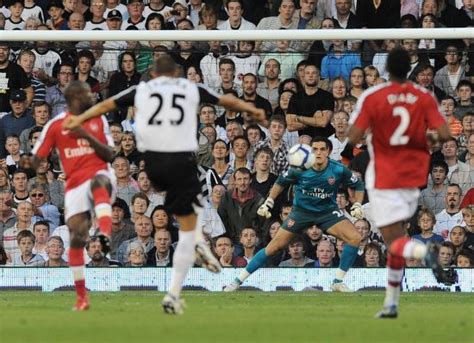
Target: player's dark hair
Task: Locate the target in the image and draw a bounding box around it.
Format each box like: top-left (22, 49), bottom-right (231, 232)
top-left (64, 80), bottom-right (91, 106)
top-left (153, 54), bottom-right (177, 75)
top-left (386, 48), bottom-right (410, 80)
top-left (430, 160), bottom-right (448, 175)
top-left (311, 136), bottom-right (332, 151)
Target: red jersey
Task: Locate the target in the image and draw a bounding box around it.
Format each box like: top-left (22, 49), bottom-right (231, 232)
top-left (350, 81), bottom-right (446, 189)
top-left (32, 112), bottom-right (113, 191)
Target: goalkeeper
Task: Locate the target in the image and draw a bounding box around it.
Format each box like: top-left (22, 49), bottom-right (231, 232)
top-left (224, 137), bottom-right (365, 292)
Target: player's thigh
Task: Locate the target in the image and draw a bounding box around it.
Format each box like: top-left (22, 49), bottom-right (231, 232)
top-left (64, 180), bottom-right (94, 222)
top-left (280, 208), bottom-right (317, 235)
top-left (326, 218), bottom-right (361, 246)
top-left (367, 188), bottom-right (420, 228)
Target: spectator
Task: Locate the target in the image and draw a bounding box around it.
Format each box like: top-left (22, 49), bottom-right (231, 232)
top-left (462, 205), bottom-right (474, 247)
top-left (199, 104), bottom-right (226, 141)
top-left (110, 198), bottom-right (134, 260)
top-left (229, 136), bottom-right (252, 170)
top-left (335, 189), bottom-right (355, 221)
top-left (28, 158), bottom-right (64, 209)
top-left (280, 236), bottom-right (313, 267)
top-left (213, 235), bottom-right (246, 267)
top-left (45, 62), bottom-right (74, 117)
top-left (412, 208), bottom-right (444, 244)
top-left (363, 242), bottom-right (384, 267)
top-left (454, 81), bottom-right (474, 120)
top-left (230, 41), bottom-right (261, 86)
top-left (287, 63), bottom-right (334, 138)
top-left (32, 220), bottom-right (50, 260)
top-left (0, 90), bottom-right (35, 157)
top-left (19, 102), bottom-right (51, 154)
top-left (450, 224), bottom-right (468, 252)
top-left (259, 38), bottom-right (306, 81)
top-left (85, 0), bottom-right (108, 30)
top-left (0, 190), bottom-right (16, 240)
top-left (87, 236), bottom-right (120, 266)
top-left (442, 96), bottom-right (464, 139)
top-left (109, 122), bottom-right (124, 155)
top-left (331, 77), bottom-right (347, 112)
top-left (240, 73), bottom-right (273, 118)
top-left (130, 192), bottom-right (149, 224)
top-left (12, 169), bottom-right (30, 203)
top-left (435, 45), bottom-right (468, 97)
top-left (321, 40), bottom-right (361, 81)
top-left (104, 0), bottom-right (128, 20)
top-left (238, 227), bottom-right (259, 263)
top-left (108, 52), bottom-right (141, 122)
top-left (328, 110), bottom-right (349, 162)
top-left (334, 0), bottom-right (362, 29)
top-left (438, 241), bottom-right (455, 267)
top-left (124, 240), bottom-right (147, 266)
top-left (0, 243), bottom-right (6, 265)
top-left (143, 0), bottom-right (172, 19)
top-left (254, 115), bottom-right (289, 175)
top-left (199, 39), bottom-right (228, 87)
top-left (150, 205), bottom-right (178, 242)
top-left (75, 50), bottom-right (101, 101)
top-left (420, 161), bottom-right (448, 215)
top-left (136, 170), bottom-right (163, 215)
top-left (147, 229), bottom-right (173, 266)
top-left (46, 1), bottom-right (66, 29)
top-left (363, 65), bottom-right (379, 88)
top-left (117, 131), bottom-right (141, 170)
top-left (456, 248), bottom-right (474, 267)
top-left (113, 156), bottom-right (139, 206)
top-left (441, 137), bottom-right (469, 182)
top-left (5, 0), bottom-right (25, 30)
top-left (17, 49), bottom-right (46, 104)
top-left (256, 58), bottom-right (281, 110)
top-left (251, 147), bottom-right (277, 197)
top-left (210, 140), bottom-right (233, 187)
top-left (4, 134), bottom-right (21, 175)
top-left (29, 182), bottom-right (61, 230)
top-left (218, 0), bottom-right (255, 31)
top-left (11, 230), bottom-right (44, 266)
top-left (66, 11), bottom-right (85, 30)
top-left (348, 67), bottom-right (366, 99)
top-left (302, 224), bottom-right (324, 260)
top-left (121, 0), bottom-right (145, 30)
top-left (218, 167), bottom-right (264, 242)
top-left (3, 201), bottom-right (33, 262)
top-left (202, 184), bottom-right (226, 238)
top-left (371, 39), bottom-right (398, 80)
top-left (185, 65), bottom-right (203, 84)
top-left (308, 239), bottom-right (336, 267)
top-left (195, 3), bottom-right (221, 30)
top-left (41, 236), bottom-right (68, 266)
top-left (117, 215), bottom-right (153, 264)
top-left (434, 183), bottom-right (464, 239)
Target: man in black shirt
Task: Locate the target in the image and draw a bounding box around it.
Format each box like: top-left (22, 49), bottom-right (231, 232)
top-left (0, 42), bottom-right (33, 113)
top-left (286, 63), bottom-right (335, 138)
top-left (241, 73), bottom-right (273, 118)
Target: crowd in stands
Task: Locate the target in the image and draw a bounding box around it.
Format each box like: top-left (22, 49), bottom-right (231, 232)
top-left (0, 0), bottom-right (473, 269)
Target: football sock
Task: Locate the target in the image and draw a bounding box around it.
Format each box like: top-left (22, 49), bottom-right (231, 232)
top-left (192, 202), bottom-right (205, 243)
top-left (69, 247), bottom-right (87, 299)
top-left (383, 237), bottom-right (427, 308)
top-left (92, 187), bottom-right (112, 237)
top-left (333, 244), bottom-right (359, 283)
top-left (169, 230), bottom-right (196, 298)
top-left (237, 248), bottom-right (269, 283)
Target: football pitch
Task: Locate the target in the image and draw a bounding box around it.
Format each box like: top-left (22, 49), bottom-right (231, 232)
top-left (0, 291), bottom-right (472, 343)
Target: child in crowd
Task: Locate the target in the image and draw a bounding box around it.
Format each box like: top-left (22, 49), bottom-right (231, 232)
top-left (11, 230), bottom-right (44, 266)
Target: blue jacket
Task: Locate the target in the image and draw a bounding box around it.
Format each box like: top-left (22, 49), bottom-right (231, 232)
top-left (321, 50), bottom-right (362, 81)
top-left (0, 111), bottom-right (35, 157)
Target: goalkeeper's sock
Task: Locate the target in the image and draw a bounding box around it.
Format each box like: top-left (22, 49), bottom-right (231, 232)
top-left (333, 244), bottom-right (359, 283)
top-left (236, 248), bottom-right (269, 283)
top-left (169, 230), bottom-right (196, 298)
top-left (69, 247), bottom-right (87, 299)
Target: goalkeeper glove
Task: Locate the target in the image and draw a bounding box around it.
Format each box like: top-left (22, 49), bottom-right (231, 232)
top-left (350, 202), bottom-right (364, 219)
top-left (257, 197), bottom-right (274, 219)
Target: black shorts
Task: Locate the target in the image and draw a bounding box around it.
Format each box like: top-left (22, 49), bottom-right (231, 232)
top-left (143, 151), bottom-right (201, 216)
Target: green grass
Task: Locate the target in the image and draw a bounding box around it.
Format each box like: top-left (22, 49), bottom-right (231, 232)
top-left (0, 291), bottom-right (472, 343)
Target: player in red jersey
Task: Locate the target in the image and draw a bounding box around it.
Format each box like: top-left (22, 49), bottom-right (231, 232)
top-left (32, 81), bottom-right (115, 311)
top-left (348, 49), bottom-right (453, 319)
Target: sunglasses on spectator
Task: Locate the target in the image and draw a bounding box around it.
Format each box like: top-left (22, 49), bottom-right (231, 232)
top-left (31, 193), bottom-right (44, 198)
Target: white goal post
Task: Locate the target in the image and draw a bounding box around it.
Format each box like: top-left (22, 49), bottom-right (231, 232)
top-left (0, 28), bottom-right (472, 42)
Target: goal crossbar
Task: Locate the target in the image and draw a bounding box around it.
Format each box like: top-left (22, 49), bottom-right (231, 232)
top-left (0, 28), bottom-right (472, 42)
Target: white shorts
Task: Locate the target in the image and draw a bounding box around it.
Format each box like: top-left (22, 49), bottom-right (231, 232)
top-left (64, 169), bottom-right (117, 221)
top-left (367, 188), bottom-right (420, 229)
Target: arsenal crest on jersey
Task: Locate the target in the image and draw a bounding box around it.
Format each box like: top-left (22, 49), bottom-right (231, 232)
top-left (327, 176), bottom-right (336, 185)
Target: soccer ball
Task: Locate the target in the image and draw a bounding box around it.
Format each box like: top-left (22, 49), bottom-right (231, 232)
top-left (288, 144), bottom-right (315, 170)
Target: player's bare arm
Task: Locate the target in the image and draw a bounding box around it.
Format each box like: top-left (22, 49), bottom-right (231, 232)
top-left (218, 94), bottom-right (268, 127)
top-left (71, 126), bottom-right (115, 163)
top-left (347, 125), bottom-right (366, 145)
top-left (62, 97), bottom-right (118, 130)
